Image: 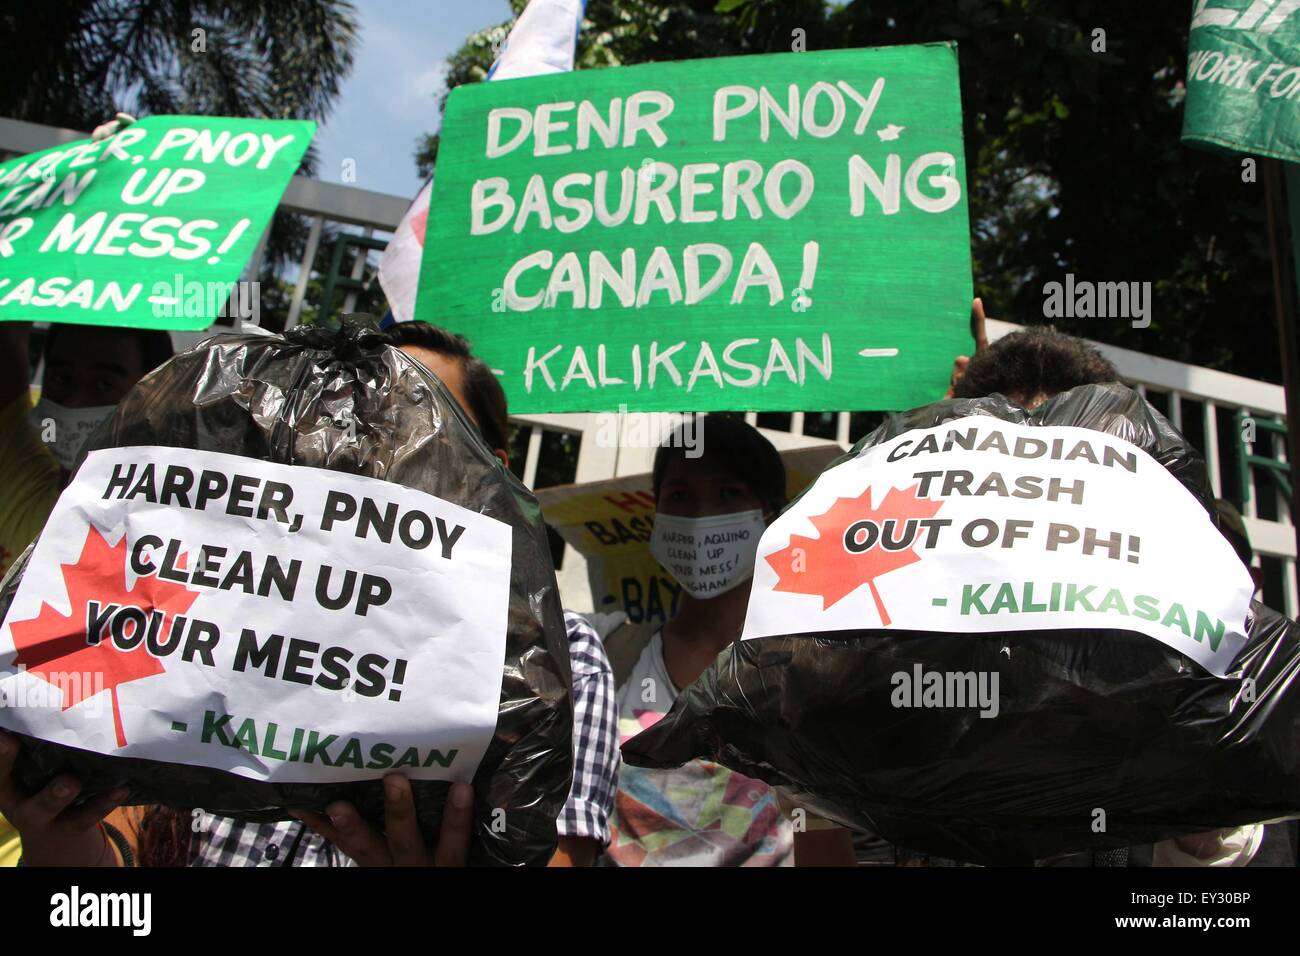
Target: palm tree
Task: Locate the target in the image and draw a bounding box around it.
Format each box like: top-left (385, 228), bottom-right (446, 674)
top-left (0, 0), bottom-right (360, 318)
top-left (0, 0), bottom-right (357, 146)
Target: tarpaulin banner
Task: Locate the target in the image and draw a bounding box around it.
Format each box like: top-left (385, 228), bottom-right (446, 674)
top-left (420, 43), bottom-right (973, 412)
top-left (1181, 0), bottom-right (1300, 162)
top-left (0, 115), bottom-right (313, 329)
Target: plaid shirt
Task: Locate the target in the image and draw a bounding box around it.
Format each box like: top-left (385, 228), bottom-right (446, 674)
top-left (556, 610), bottom-right (620, 844)
top-left (192, 609), bottom-right (619, 866)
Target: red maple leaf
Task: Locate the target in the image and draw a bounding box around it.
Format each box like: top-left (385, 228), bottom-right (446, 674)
top-left (765, 484), bottom-right (944, 625)
top-left (8, 526), bottom-right (200, 747)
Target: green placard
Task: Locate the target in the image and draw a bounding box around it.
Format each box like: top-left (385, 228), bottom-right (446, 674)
top-left (0, 115), bottom-right (314, 330)
top-left (1182, 0), bottom-right (1300, 162)
top-left (419, 43), bottom-right (973, 412)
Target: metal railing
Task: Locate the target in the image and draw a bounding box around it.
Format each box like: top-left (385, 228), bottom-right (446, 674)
top-left (5, 117), bottom-right (1293, 614)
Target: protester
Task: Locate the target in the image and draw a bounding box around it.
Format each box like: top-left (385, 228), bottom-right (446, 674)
top-left (599, 413), bottom-right (853, 866)
top-left (0, 322), bottom-right (173, 577)
top-left (379, 320), bottom-right (620, 867)
top-left (0, 320), bottom-right (173, 866)
top-left (0, 319), bottom-right (617, 868)
top-left (0, 111), bottom-right (170, 580)
top-left (952, 324), bottom-right (1282, 867)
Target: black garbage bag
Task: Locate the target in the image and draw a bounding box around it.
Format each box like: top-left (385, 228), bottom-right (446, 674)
top-left (623, 383), bottom-right (1300, 864)
top-left (0, 319), bottom-right (572, 866)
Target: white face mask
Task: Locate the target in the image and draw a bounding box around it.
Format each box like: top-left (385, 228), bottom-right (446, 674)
top-left (649, 509), bottom-right (767, 599)
top-left (28, 398), bottom-right (114, 471)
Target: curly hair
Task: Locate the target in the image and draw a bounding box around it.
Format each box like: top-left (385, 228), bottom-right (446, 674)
top-left (952, 326), bottom-right (1118, 402)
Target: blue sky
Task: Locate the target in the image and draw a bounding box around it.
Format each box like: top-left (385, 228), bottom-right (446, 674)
top-left (312, 0), bottom-right (514, 200)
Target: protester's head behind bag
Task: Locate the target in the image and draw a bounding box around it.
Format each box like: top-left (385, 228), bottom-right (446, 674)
top-left (624, 382), bottom-right (1300, 864)
top-left (0, 318), bottom-right (572, 866)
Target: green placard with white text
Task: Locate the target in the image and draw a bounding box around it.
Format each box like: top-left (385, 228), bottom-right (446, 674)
top-left (0, 115), bottom-right (314, 330)
top-left (419, 43), bottom-right (973, 412)
top-left (1182, 0), bottom-right (1300, 163)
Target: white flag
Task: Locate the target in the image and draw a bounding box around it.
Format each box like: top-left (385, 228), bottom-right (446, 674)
top-left (378, 0), bottom-right (586, 323)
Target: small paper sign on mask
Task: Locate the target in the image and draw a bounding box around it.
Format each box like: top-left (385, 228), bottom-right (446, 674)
top-left (649, 510), bottom-right (766, 599)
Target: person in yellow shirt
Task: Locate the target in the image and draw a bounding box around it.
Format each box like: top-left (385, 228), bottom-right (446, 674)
top-left (0, 320), bottom-right (172, 866)
top-left (0, 324), bottom-right (59, 582)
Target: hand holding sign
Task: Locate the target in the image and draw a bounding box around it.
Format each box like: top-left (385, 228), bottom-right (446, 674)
top-left (291, 776), bottom-right (473, 867)
top-left (944, 297), bottom-right (988, 399)
top-left (0, 729), bottom-right (127, 867)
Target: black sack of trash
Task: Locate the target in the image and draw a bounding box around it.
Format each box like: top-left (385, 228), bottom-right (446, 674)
top-left (622, 383), bottom-right (1300, 864)
top-left (0, 319), bottom-right (572, 866)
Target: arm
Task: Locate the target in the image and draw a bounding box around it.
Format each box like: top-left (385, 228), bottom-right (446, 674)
top-left (550, 612), bottom-right (620, 866)
top-left (793, 827), bottom-right (857, 868)
top-left (1152, 826), bottom-right (1264, 867)
top-left (0, 322), bottom-right (61, 577)
top-left (944, 298), bottom-right (990, 398)
top-left (550, 836), bottom-right (599, 867)
top-left (775, 788), bottom-right (857, 867)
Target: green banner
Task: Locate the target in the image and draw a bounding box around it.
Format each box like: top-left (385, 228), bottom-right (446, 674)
top-left (419, 44), bottom-right (973, 413)
top-left (1182, 0), bottom-right (1300, 162)
top-left (0, 115), bottom-right (314, 331)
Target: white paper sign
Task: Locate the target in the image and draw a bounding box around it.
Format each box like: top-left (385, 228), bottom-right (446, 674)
top-left (743, 417), bottom-right (1254, 677)
top-left (0, 446), bottom-right (512, 782)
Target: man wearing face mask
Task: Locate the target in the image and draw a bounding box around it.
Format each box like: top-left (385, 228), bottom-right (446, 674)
top-left (0, 322), bottom-right (173, 579)
top-left (0, 320), bottom-right (173, 866)
top-left (601, 414), bottom-right (801, 866)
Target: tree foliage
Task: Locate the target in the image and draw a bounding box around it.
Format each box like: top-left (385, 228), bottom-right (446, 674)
top-left (0, 0), bottom-right (358, 136)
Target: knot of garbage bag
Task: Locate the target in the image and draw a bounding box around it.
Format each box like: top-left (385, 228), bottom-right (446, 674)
top-left (283, 313), bottom-right (386, 361)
